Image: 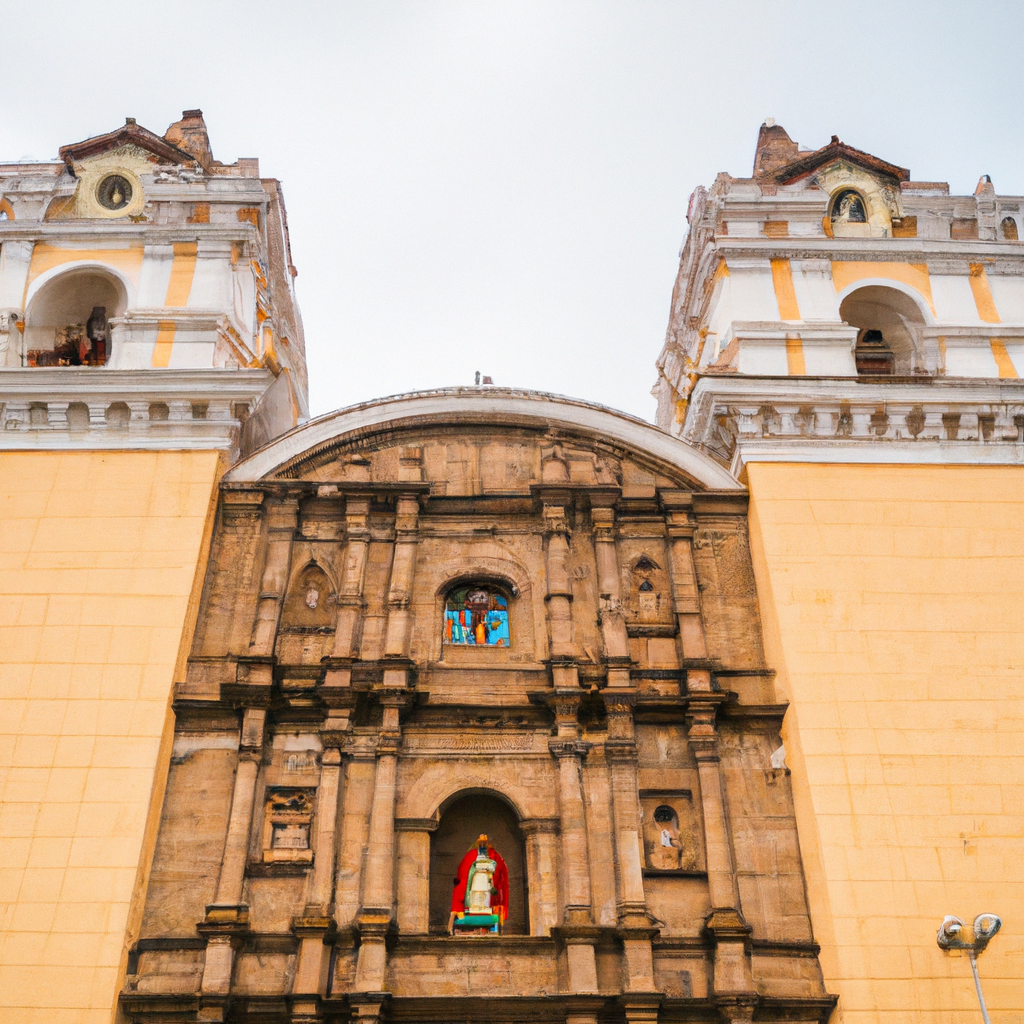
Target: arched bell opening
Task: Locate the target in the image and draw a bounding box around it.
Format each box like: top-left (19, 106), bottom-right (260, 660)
top-left (428, 791), bottom-right (528, 935)
top-left (24, 268), bottom-right (126, 367)
top-left (839, 285), bottom-right (928, 376)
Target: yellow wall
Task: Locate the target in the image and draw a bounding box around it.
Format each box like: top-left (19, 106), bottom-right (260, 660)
top-left (747, 463), bottom-right (1024, 1024)
top-left (0, 451), bottom-right (220, 1024)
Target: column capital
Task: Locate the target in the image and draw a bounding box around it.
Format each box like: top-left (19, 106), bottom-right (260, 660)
top-left (549, 738), bottom-right (592, 760)
top-left (519, 816), bottom-right (561, 836)
top-left (542, 503), bottom-right (571, 537)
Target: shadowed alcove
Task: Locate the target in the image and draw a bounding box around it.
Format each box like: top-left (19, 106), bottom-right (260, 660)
top-left (839, 285), bottom-right (927, 375)
top-left (428, 792), bottom-right (528, 934)
top-left (24, 268), bottom-right (126, 366)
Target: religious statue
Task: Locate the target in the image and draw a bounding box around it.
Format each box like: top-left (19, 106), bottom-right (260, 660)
top-left (648, 805), bottom-right (683, 870)
top-left (831, 189), bottom-right (867, 225)
top-left (449, 834), bottom-right (509, 935)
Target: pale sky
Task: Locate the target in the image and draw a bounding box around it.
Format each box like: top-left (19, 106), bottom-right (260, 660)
top-left (3, 0), bottom-right (1022, 420)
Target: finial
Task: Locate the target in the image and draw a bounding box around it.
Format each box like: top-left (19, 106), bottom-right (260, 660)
top-left (764, 117), bottom-right (775, 128)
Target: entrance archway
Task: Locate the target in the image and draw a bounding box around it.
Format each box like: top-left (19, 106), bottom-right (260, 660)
top-left (429, 792), bottom-right (528, 934)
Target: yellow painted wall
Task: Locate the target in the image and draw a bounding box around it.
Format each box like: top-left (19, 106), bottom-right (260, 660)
top-left (747, 463), bottom-right (1024, 1024)
top-left (0, 451), bottom-right (220, 1024)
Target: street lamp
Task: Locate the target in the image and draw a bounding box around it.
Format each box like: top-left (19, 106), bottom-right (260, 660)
top-left (937, 913), bottom-right (1002, 1024)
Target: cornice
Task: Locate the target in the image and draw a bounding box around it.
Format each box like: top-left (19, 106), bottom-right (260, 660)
top-left (683, 375), bottom-right (1024, 470)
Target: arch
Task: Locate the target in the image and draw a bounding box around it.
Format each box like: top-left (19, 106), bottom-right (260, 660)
top-left (0, 197), bottom-right (13, 221)
top-left (24, 265), bottom-right (130, 367)
top-left (428, 791), bottom-right (528, 934)
top-left (280, 560), bottom-right (335, 629)
top-left (1001, 217), bottom-right (1019, 241)
top-left (840, 284), bottom-right (928, 376)
top-left (24, 260), bottom-right (134, 311)
top-left (399, 763), bottom-right (550, 824)
top-left (834, 277), bottom-right (935, 325)
top-left (224, 389), bottom-right (743, 491)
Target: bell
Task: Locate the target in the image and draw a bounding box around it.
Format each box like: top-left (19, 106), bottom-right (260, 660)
top-left (111, 187), bottom-right (123, 205)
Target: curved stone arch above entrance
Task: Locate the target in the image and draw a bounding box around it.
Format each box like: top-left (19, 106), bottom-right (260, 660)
top-left (224, 388), bottom-right (744, 491)
top-left (397, 761), bottom-right (552, 824)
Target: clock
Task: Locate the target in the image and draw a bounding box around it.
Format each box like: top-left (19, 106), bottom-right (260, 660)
top-left (97, 174), bottom-right (133, 211)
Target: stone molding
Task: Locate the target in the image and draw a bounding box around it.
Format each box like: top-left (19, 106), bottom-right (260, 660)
top-left (684, 375), bottom-right (1024, 472)
top-left (0, 367), bottom-right (275, 460)
top-left (223, 387), bottom-right (743, 491)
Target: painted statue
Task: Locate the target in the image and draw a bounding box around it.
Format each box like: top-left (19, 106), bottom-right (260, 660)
top-left (449, 834), bottom-right (509, 935)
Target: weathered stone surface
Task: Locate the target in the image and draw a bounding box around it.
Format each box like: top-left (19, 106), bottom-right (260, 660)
top-left (122, 392), bottom-right (835, 1023)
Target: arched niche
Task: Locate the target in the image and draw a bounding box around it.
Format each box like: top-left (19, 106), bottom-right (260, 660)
top-left (24, 267), bottom-right (127, 366)
top-left (280, 562), bottom-right (334, 630)
top-left (426, 546), bottom-right (538, 664)
top-left (839, 284), bottom-right (927, 375)
top-left (428, 791), bottom-right (528, 934)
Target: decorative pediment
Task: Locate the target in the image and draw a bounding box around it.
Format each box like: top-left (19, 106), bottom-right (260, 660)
top-left (770, 134), bottom-right (909, 186)
top-left (59, 120), bottom-right (196, 169)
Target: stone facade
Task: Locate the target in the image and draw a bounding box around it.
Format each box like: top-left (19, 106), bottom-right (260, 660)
top-left (120, 390), bottom-right (835, 1024)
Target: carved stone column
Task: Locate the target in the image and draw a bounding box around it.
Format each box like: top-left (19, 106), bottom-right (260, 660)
top-left (329, 495), bottom-right (371, 666)
top-left (687, 699), bottom-right (754, 1008)
top-left (249, 495), bottom-right (299, 656)
top-left (520, 817), bottom-right (560, 936)
top-left (353, 694), bottom-right (405, 993)
top-left (660, 490), bottom-right (709, 668)
top-left (591, 499), bottom-right (631, 688)
top-left (382, 494), bottom-right (419, 685)
top-left (549, 691), bottom-right (599, 995)
top-left (601, 702), bottom-right (657, 1001)
top-left (394, 817), bottom-right (437, 935)
top-left (333, 741), bottom-right (376, 930)
top-left (543, 502), bottom-right (578, 686)
top-left (290, 746), bottom-right (344, 1014)
top-left (198, 707), bottom-right (265, 1000)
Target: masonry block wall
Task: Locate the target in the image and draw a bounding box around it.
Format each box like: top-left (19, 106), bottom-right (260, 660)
top-left (0, 450), bottom-right (220, 1024)
top-left (748, 463), bottom-right (1024, 1024)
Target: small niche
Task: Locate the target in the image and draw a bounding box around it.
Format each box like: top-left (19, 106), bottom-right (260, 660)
top-left (280, 563), bottom-right (334, 630)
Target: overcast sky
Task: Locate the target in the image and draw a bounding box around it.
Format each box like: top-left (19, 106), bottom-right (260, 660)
top-left (3, 0), bottom-right (1022, 420)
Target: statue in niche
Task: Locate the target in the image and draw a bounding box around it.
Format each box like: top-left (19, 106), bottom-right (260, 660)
top-left (449, 834), bottom-right (509, 935)
top-left (444, 584), bottom-right (510, 647)
top-left (831, 189), bottom-right (867, 225)
top-left (281, 563), bottom-right (333, 629)
top-left (649, 805), bottom-right (683, 869)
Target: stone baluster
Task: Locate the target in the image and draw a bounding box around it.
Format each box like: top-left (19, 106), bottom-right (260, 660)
top-left (199, 707), bottom-right (265, 999)
top-left (353, 695), bottom-right (405, 995)
top-left (382, 494), bottom-right (420, 686)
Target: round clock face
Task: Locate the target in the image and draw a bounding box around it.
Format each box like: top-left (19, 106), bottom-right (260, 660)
top-left (97, 174), bottom-right (133, 211)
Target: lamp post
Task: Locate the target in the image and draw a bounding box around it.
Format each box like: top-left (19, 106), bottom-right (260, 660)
top-left (936, 913), bottom-right (1002, 1024)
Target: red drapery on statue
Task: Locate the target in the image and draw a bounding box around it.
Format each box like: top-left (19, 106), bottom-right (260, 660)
top-left (450, 844), bottom-right (509, 924)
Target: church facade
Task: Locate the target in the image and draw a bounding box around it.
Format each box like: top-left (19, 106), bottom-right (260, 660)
top-left (120, 390), bottom-right (835, 1024)
top-left (2, 114), bottom-right (1023, 1024)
